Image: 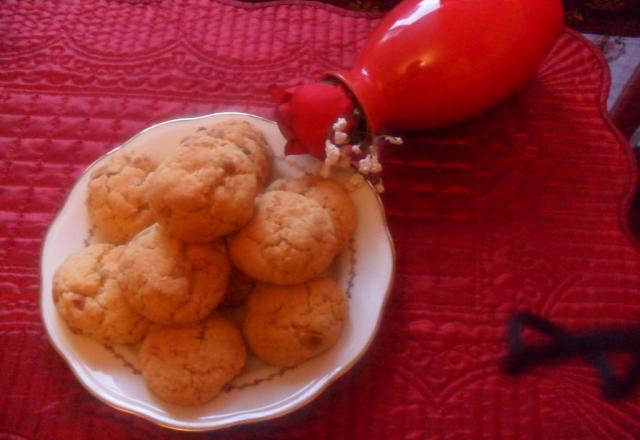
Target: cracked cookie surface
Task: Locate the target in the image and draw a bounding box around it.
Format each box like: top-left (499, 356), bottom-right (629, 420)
top-left (149, 139), bottom-right (259, 243)
top-left (118, 224), bottom-right (231, 325)
top-left (243, 277), bottom-right (348, 367)
top-left (140, 314), bottom-right (246, 405)
top-left (202, 119), bottom-right (272, 188)
top-left (228, 190), bottom-right (338, 285)
top-left (53, 244), bottom-right (150, 344)
top-left (269, 176), bottom-right (357, 251)
top-left (86, 151), bottom-right (157, 244)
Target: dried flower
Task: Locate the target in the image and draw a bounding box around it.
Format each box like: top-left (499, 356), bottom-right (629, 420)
top-left (324, 140), bottom-right (341, 166)
top-left (333, 131), bottom-right (350, 145)
top-left (332, 117), bottom-right (348, 132)
top-left (272, 83), bottom-right (402, 194)
top-left (272, 83), bottom-right (354, 159)
top-left (384, 136), bottom-right (404, 145)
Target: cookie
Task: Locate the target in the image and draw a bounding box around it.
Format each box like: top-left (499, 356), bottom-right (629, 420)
top-left (269, 176), bottom-right (357, 250)
top-left (86, 151), bottom-right (157, 244)
top-left (118, 224), bottom-right (231, 325)
top-left (149, 140), bottom-right (259, 242)
top-left (243, 277), bottom-right (348, 367)
top-left (53, 244), bottom-right (150, 344)
top-left (140, 314), bottom-right (246, 405)
top-left (220, 268), bottom-right (255, 307)
top-left (205, 119), bottom-right (272, 187)
top-left (228, 190), bottom-right (338, 285)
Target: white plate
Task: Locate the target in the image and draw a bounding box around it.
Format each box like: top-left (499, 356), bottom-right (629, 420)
top-left (40, 112), bottom-right (395, 431)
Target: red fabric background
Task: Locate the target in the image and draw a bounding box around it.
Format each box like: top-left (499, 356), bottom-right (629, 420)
top-left (2, 1), bottom-right (640, 438)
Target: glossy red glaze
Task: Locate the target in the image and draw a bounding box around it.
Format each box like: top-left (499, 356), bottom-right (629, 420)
top-left (328, 0), bottom-right (564, 134)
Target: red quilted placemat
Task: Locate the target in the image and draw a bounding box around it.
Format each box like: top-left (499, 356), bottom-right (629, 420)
top-left (2, 1), bottom-right (640, 438)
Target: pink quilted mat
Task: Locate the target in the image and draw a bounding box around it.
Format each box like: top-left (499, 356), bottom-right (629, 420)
top-left (2, 0), bottom-right (640, 438)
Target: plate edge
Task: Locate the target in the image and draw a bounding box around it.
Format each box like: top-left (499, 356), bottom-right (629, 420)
top-left (38, 111), bottom-right (397, 432)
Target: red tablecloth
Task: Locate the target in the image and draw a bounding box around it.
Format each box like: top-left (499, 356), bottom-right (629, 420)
top-left (2, 1), bottom-right (640, 438)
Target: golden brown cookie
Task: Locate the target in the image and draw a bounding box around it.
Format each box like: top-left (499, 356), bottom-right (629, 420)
top-left (118, 224), bottom-right (231, 325)
top-left (148, 140), bottom-right (259, 242)
top-left (140, 314), bottom-right (246, 405)
top-left (86, 151), bottom-right (157, 244)
top-left (243, 277), bottom-right (348, 367)
top-left (220, 267), bottom-right (255, 307)
top-left (205, 119), bottom-right (272, 188)
top-left (228, 190), bottom-right (338, 285)
top-left (53, 244), bottom-right (150, 344)
top-left (269, 176), bottom-right (357, 251)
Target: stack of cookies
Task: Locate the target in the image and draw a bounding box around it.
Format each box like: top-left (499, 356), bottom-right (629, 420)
top-left (52, 119), bottom-right (357, 406)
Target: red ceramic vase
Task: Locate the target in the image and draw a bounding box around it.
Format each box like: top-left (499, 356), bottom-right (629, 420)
top-left (327, 0), bottom-right (564, 135)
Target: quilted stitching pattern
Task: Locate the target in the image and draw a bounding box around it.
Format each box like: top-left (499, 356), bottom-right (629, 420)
top-left (1, 0), bottom-right (640, 438)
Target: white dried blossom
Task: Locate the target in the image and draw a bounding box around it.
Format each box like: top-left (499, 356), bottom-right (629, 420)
top-left (324, 140), bottom-right (340, 166)
top-left (351, 144), bottom-right (361, 154)
top-left (333, 131), bottom-right (350, 145)
top-left (369, 154), bottom-right (383, 174)
top-left (358, 154), bottom-right (383, 175)
top-left (384, 136), bottom-right (403, 145)
top-left (332, 117), bottom-right (348, 132)
top-left (358, 155), bottom-right (373, 174)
